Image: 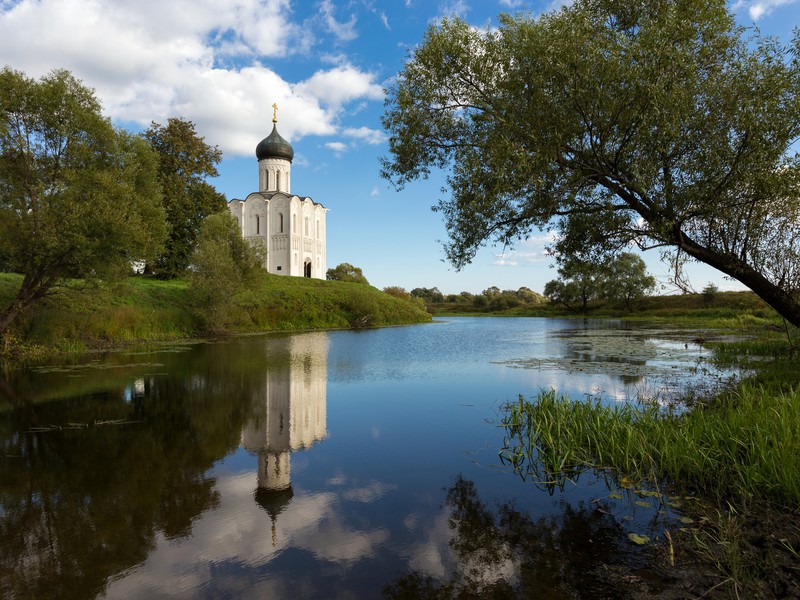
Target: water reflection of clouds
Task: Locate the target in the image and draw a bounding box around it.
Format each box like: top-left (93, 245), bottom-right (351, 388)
top-left (101, 472), bottom-right (393, 598)
top-left (401, 506), bottom-right (519, 586)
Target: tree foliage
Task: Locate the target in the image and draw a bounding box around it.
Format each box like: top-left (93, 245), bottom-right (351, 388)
top-left (604, 253), bottom-right (657, 309)
top-left (326, 262), bottom-right (370, 284)
top-left (544, 253), bottom-right (655, 311)
top-left (544, 259), bottom-right (606, 312)
top-left (382, 0), bottom-right (800, 326)
top-left (410, 286), bottom-right (444, 302)
top-left (187, 211), bottom-right (264, 329)
top-left (0, 67), bottom-right (166, 335)
top-left (145, 118), bottom-right (227, 278)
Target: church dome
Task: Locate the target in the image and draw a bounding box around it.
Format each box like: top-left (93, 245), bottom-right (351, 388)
top-left (256, 124), bottom-right (294, 162)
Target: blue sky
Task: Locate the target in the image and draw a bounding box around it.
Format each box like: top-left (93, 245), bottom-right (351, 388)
top-left (1, 0), bottom-right (798, 295)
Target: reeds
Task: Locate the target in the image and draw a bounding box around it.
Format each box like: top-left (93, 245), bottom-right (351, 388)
top-left (500, 384), bottom-right (800, 505)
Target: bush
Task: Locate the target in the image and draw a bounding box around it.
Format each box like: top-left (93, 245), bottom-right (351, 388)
top-left (702, 283), bottom-right (720, 306)
top-left (188, 212), bottom-right (264, 330)
top-left (327, 263), bottom-right (369, 284)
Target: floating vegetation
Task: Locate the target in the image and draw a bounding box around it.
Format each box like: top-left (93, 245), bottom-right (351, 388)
top-left (628, 533), bottom-right (650, 545)
top-left (495, 326), bottom-right (744, 402)
top-left (498, 328), bottom-right (709, 374)
top-left (25, 419), bottom-right (141, 433)
top-left (32, 361), bottom-right (164, 374)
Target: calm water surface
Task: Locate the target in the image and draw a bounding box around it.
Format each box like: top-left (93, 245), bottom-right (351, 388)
top-left (0, 317), bottom-right (732, 599)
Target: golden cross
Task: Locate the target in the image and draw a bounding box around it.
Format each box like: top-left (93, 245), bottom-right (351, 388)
top-left (272, 102), bottom-right (278, 123)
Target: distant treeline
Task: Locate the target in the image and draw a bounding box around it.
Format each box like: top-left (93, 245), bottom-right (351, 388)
top-left (383, 286), bottom-right (546, 313)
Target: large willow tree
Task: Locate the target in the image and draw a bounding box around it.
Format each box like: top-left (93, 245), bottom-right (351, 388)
top-left (382, 0), bottom-right (800, 326)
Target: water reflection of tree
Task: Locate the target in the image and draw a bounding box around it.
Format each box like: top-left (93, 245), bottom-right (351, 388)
top-left (0, 339), bottom-right (279, 600)
top-left (384, 476), bottom-right (666, 600)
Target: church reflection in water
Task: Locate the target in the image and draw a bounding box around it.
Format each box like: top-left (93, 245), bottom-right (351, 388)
top-left (240, 332), bottom-right (329, 538)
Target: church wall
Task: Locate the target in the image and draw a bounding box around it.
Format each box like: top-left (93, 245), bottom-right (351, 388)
top-left (241, 196), bottom-right (268, 238)
top-left (229, 194), bottom-right (325, 280)
top-left (229, 200), bottom-right (243, 224)
top-left (259, 158), bottom-right (291, 194)
top-left (269, 195), bottom-right (289, 275)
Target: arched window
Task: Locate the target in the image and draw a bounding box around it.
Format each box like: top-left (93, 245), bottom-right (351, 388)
top-left (276, 171), bottom-right (281, 191)
top-left (304, 217), bottom-right (309, 236)
top-left (255, 214), bottom-right (260, 235)
top-left (279, 213), bottom-right (284, 233)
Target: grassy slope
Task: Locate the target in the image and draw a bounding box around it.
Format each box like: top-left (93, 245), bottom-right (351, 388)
top-left (0, 272), bottom-right (431, 354)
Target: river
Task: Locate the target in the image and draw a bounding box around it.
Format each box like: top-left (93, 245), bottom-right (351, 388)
top-left (0, 317), bottom-right (734, 599)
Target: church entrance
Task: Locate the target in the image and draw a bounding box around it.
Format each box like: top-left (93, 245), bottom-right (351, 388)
top-left (304, 261), bottom-right (312, 278)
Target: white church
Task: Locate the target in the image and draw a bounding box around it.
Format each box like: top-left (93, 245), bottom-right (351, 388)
top-left (228, 105), bottom-right (328, 279)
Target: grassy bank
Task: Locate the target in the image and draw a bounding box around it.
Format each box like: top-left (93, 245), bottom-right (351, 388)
top-left (501, 384), bottom-right (800, 507)
top-left (0, 272), bottom-right (431, 357)
top-left (431, 290), bottom-right (783, 329)
top-left (500, 328), bottom-right (800, 597)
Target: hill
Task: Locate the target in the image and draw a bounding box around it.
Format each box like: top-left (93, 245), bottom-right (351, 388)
top-left (0, 272), bottom-right (431, 357)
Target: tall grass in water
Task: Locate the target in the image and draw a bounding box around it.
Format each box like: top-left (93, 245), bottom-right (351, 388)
top-left (501, 386), bottom-right (800, 506)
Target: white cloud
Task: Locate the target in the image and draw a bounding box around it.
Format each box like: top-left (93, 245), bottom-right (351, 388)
top-left (736, 0), bottom-right (798, 20)
top-left (0, 0), bottom-right (384, 158)
top-left (438, 0), bottom-right (469, 19)
top-left (546, 0), bottom-right (574, 10)
top-left (370, 187), bottom-right (381, 198)
top-left (491, 233), bottom-right (556, 267)
top-left (343, 126), bottom-right (387, 145)
top-left (320, 51), bottom-right (350, 65)
top-left (318, 0), bottom-right (358, 42)
top-left (325, 141), bottom-right (348, 156)
top-left (295, 64), bottom-right (384, 110)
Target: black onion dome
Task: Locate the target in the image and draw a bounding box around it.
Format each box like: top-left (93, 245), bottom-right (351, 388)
top-left (254, 486), bottom-right (294, 520)
top-left (255, 124), bottom-right (294, 162)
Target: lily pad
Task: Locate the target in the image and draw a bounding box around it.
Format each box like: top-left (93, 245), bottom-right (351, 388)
top-left (636, 490), bottom-right (661, 498)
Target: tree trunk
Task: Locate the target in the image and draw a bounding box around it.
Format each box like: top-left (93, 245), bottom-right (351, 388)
top-left (674, 227), bottom-right (800, 329)
top-left (0, 272), bottom-right (50, 337)
top-left (0, 300), bottom-right (23, 337)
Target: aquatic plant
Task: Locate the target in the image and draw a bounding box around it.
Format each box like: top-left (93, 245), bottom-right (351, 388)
top-left (500, 385), bottom-right (800, 506)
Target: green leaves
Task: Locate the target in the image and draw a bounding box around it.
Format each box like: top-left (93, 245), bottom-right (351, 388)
top-left (0, 68), bottom-right (167, 335)
top-left (382, 0), bottom-right (800, 326)
top-left (144, 118), bottom-right (227, 278)
top-left (326, 263), bottom-right (370, 284)
top-left (187, 211), bottom-right (264, 330)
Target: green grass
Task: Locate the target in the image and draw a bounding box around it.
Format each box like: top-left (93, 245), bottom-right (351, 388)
top-left (501, 378), bottom-right (800, 507)
top-left (0, 272), bottom-right (431, 358)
